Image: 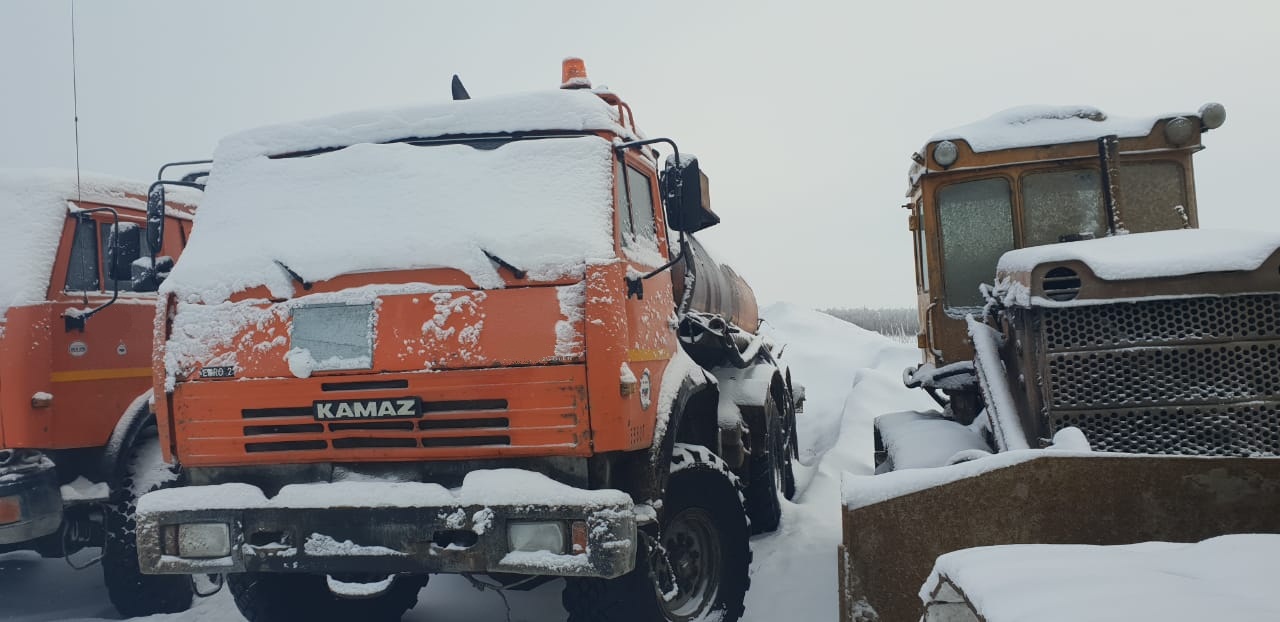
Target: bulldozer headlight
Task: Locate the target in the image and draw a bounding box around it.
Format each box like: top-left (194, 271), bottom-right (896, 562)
top-left (933, 140), bottom-right (959, 168)
top-left (1164, 116), bottom-right (1195, 146)
top-left (1199, 102), bottom-right (1226, 130)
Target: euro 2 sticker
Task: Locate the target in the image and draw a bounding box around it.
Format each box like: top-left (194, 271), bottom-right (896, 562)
top-left (640, 369), bottom-right (652, 410)
top-left (69, 341), bottom-right (87, 357)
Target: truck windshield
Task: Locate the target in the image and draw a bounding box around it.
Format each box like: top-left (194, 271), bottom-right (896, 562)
top-left (937, 177), bottom-right (1014, 312)
top-left (1119, 161), bottom-right (1188, 233)
top-left (164, 135), bottom-right (617, 303)
top-left (1021, 168), bottom-right (1106, 246)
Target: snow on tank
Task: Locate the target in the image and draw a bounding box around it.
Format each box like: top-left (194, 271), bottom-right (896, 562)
top-left (928, 105), bottom-right (1189, 153)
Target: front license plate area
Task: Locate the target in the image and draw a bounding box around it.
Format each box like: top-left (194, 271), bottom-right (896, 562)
top-left (313, 397), bottom-right (423, 421)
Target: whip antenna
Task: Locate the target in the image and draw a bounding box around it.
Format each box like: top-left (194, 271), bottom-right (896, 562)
top-left (70, 0), bottom-right (81, 200)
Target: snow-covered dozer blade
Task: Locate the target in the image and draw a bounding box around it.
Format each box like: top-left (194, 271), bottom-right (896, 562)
top-left (837, 454), bottom-right (1280, 622)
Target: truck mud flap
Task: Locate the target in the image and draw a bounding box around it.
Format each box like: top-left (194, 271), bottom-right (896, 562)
top-left (838, 455), bottom-right (1280, 622)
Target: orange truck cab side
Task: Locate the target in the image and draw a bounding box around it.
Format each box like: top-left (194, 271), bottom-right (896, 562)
top-left (134, 61), bottom-right (801, 622)
top-left (0, 169), bottom-right (200, 615)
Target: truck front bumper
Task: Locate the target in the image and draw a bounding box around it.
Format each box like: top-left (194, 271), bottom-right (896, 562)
top-left (0, 457), bottom-right (62, 546)
top-left (135, 475), bottom-right (637, 579)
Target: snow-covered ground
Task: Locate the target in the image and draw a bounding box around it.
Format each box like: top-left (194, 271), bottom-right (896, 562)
top-left (0, 303), bottom-right (931, 622)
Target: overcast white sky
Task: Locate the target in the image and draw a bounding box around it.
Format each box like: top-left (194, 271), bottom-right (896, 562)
top-left (2, 0), bottom-right (1277, 308)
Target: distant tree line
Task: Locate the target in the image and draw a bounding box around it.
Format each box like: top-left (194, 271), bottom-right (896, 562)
top-left (822, 307), bottom-right (918, 342)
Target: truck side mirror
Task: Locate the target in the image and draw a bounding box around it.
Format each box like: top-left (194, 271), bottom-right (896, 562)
top-left (146, 184), bottom-right (166, 257)
top-left (661, 155), bottom-right (719, 233)
top-left (106, 224), bottom-right (142, 282)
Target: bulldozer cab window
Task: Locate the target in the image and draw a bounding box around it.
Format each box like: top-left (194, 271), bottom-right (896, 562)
top-left (615, 160), bottom-right (660, 263)
top-left (1119, 161), bottom-right (1188, 233)
top-left (64, 218), bottom-right (100, 292)
top-left (937, 177), bottom-right (1014, 312)
top-left (99, 222), bottom-right (153, 292)
top-left (1021, 168), bottom-right (1106, 246)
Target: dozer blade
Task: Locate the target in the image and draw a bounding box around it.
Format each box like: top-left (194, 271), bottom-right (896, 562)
top-left (837, 454), bottom-right (1280, 622)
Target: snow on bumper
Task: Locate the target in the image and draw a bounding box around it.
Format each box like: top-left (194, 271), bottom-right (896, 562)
top-left (135, 470), bottom-right (636, 578)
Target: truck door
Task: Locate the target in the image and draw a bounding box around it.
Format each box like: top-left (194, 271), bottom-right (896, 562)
top-left (615, 156), bottom-right (679, 442)
top-left (48, 209), bottom-right (157, 449)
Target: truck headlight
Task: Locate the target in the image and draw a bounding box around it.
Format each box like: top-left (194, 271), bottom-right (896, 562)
top-left (176, 523), bottom-right (231, 558)
top-left (290, 304), bottom-right (374, 372)
top-left (508, 521), bottom-right (566, 554)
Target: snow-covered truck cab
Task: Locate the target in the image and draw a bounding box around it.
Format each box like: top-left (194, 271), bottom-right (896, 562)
top-left (137, 60), bottom-right (797, 622)
top-left (0, 169), bottom-right (200, 616)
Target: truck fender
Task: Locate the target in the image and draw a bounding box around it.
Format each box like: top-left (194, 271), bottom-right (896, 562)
top-left (100, 390), bottom-right (156, 488)
top-left (713, 363), bottom-right (785, 445)
top-left (641, 361), bottom-right (717, 502)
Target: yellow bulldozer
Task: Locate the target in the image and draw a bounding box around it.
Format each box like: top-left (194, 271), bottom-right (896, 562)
top-left (839, 104), bottom-right (1280, 621)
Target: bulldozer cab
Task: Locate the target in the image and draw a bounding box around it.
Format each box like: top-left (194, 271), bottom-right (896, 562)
top-left (908, 104), bottom-right (1224, 366)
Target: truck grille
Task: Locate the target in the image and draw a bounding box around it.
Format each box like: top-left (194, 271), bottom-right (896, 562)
top-left (240, 401), bottom-right (512, 453)
top-left (1040, 294), bottom-right (1280, 456)
top-left (172, 366), bottom-right (590, 466)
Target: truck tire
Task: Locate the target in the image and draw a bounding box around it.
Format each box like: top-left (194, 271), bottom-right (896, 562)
top-left (782, 401), bottom-right (799, 500)
top-left (102, 426), bottom-right (194, 617)
top-left (743, 395), bottom-right (784, 534)
top-left (228, 572), bottom-right (427, 622)
top-left (562, 444), bottom-right (751, 622)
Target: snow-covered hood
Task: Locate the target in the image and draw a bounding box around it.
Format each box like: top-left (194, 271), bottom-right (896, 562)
top-left (163, 135), bottom-right (616, 304)
top-left (997, 229), bottom-right (1280, 281)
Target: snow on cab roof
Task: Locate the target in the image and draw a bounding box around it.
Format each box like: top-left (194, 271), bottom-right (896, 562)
top-left (0, 169), bottom-right (191, 319)
top-left (997, 229), bottom-right (1280, 280)
top-left (214, 89), bottom-right (635, 163)
top-left (929, 105), bottom-right (1181, 153)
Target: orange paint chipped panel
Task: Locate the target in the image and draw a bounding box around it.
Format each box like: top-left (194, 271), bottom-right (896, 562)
top-left (167, 281), bottom-right (586, 383)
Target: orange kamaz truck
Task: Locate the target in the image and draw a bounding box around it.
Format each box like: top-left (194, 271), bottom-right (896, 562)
top-left (0, 168), bottom-right (200, 616)
top-left (135, 60), bottom-right (800, 622)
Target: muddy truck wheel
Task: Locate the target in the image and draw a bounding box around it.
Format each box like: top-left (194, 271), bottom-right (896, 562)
top-left (744, 394), bottom-right (785, 533)
top-left (563, 444), bottom-right (751, 622)
top-left (228, 573), bottom-right (427, 622)
top-left (102, 426), bottom-right (195, 617)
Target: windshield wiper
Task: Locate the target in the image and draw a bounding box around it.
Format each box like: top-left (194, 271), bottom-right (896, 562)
top-left (274, 259), bottom-right (313, 291)
top-left (483, 250), bottom-right (527, 280)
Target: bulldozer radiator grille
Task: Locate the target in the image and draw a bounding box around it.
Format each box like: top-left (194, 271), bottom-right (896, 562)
top-left (1042, 293), bottom-right (1280, 352)
top-left (1039, 293), bottom-right (1280, 456)
top-left (1050, 404), bottom-right (1280, 456)
top-left (1048, 342), bottom-right (1280, 409)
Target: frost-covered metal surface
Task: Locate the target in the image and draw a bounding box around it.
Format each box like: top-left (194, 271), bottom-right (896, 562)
top-left (996, 229), bottom-right (1280, 281)
top-left (928, 105), bottom-right (1181, 153)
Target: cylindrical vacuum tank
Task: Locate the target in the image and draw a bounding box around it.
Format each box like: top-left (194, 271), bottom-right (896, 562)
top-left (672, 237), bottom-right (760, 333)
